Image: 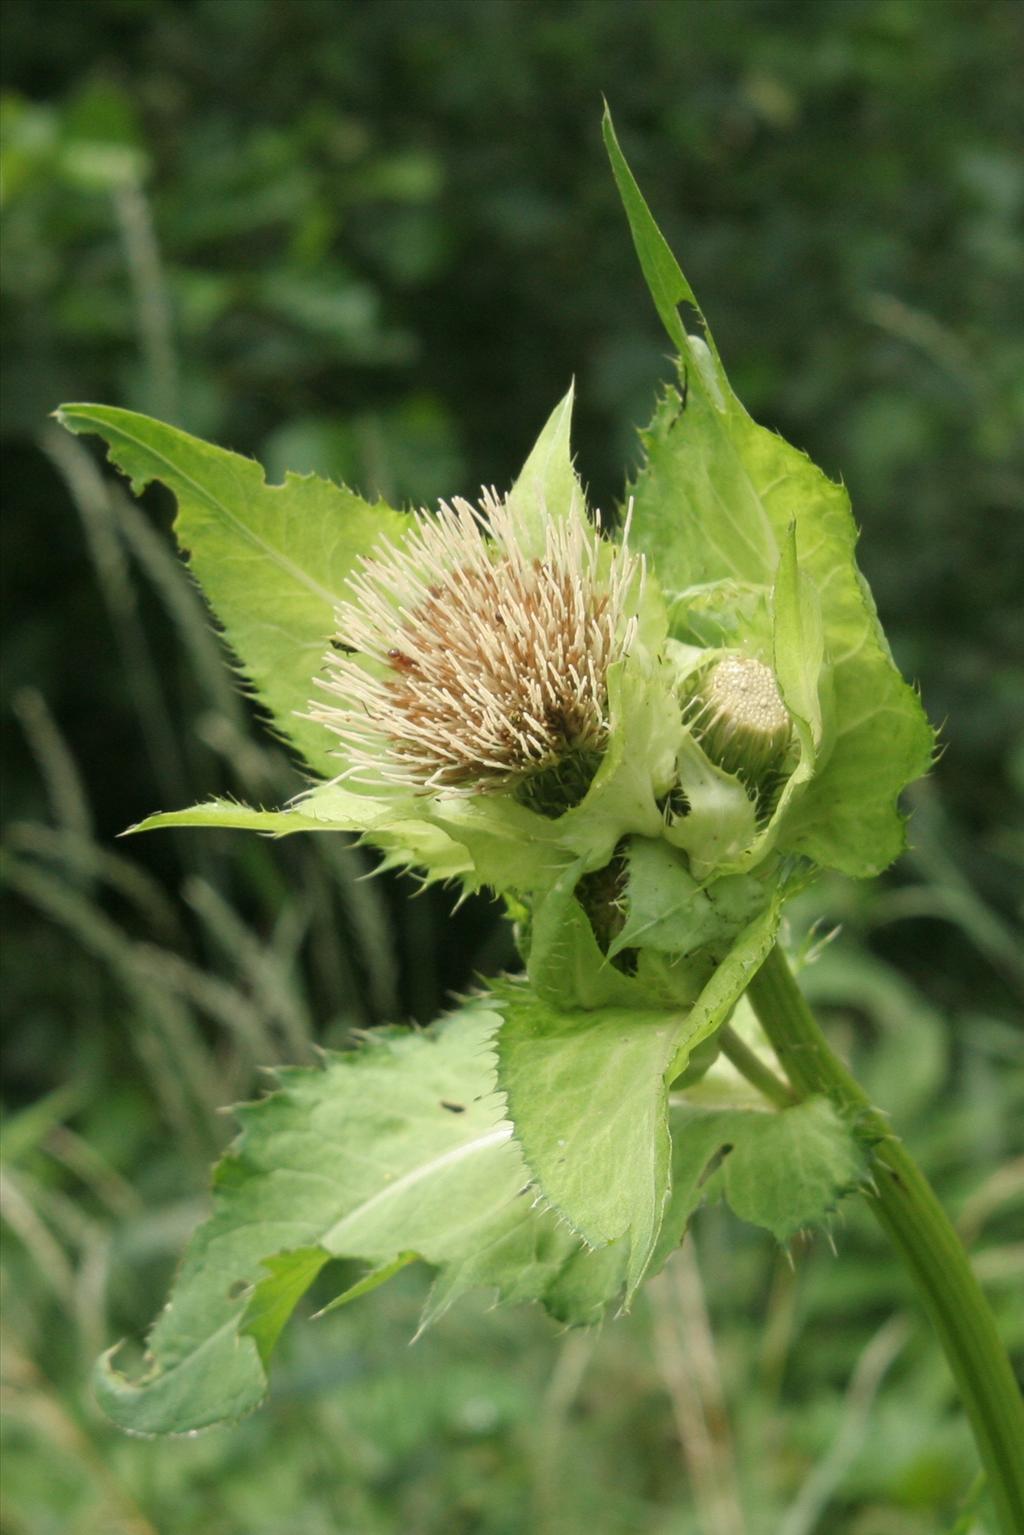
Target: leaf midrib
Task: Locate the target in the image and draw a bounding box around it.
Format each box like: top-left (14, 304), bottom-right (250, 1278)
top-left (321, 1124), bottom-right (514, 1247)
top-left (60, 406), bottom-right (346, 611)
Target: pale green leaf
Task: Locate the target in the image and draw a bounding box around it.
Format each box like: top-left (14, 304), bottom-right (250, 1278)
top-left (128, 789), bottom-right (475, 885)
top-left (773, 524), bottom-right (825, 752)
top-left (504, 383), bottom-right (583, 555)
top-left (520, 849), bottom-right (736, 1015)
top-left (494, 984), bottom-right (705, 1298)
top-left (603, 113), bottom-right (934, 877)
top-left (665, 733), bottom-right (760, 879)
top-left (663, 877), bottom-right (795, 1080)
top-left (602, 107), bottom-right (727, 392)
top-left (126, 799), bottom-right (346, 837)
top-left (558, 656), bottom-right (681, 864)
top-left (676, 1097), bottom-right (867, 1242)
top-left (494, 875), bottom-right (798, 1294)
top-left (523, 860), bottom-right (650, 1010)
top-left (646, 1110), bottom-right (738, 1273)
top-left (94, 1006), bottom-right (623, 1435)
top-left (56, 404), bottom-right (412, 778)
top-left (610, 838), bottom-right (770, 959)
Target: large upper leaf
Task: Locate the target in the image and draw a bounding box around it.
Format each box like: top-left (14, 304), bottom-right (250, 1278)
top-left (603, 110), bottom-right (933, 877)
top-left (56, 404), bottom-right (413, 778)
top-left (94, 1006), bottom-right (632, 1436)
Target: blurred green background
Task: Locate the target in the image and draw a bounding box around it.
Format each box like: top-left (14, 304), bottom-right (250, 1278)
top-left (2, 1), bottom-right (1022, 1532)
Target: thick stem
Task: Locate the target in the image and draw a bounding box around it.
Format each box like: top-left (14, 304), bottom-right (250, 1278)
top-left (747, 943), bottom-right (1024, 1535)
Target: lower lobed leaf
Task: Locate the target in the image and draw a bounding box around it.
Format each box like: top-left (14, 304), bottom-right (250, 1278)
top-left (95, 984), bottom-right (868, 1436)
top-left (94, 1006), bottom-right (624, 1435)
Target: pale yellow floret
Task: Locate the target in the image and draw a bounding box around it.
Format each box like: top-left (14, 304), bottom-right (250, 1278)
top-left (310, 491), bottom-right (643, 793)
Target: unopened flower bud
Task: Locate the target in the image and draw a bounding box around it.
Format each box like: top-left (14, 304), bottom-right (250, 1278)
top-left (694, 656), bottom-right (791, 780)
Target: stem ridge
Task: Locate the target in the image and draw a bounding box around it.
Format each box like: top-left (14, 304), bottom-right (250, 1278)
top-left (747, 944), bottom-right (1024, 1535)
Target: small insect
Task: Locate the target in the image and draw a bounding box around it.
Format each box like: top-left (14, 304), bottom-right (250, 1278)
top-left (387, 648), bottom-right (419, 672)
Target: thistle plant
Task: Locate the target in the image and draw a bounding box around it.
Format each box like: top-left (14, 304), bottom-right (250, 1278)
top-left (56, 111), bottom-right (1023, 1529)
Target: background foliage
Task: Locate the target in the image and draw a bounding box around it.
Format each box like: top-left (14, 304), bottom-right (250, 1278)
top-left (2, 1), bottom-right (1022, 1532)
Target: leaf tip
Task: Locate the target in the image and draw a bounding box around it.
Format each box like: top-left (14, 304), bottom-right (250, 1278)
top-left (92, 1341), bottom-right (158, 1437)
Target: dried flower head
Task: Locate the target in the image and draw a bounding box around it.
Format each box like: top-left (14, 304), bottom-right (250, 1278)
top-left (311, 490), bottom-right (643, 797)
top-left (691, 655), bottom-right (792, 781)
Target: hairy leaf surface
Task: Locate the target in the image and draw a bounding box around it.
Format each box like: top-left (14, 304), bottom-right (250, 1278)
top-left (494, 987), bottom-right (693, 1297)
top-left (94, 1008), bottom-right (625, 1435)
top-left (603, 110), bottom-right (933, 876)
top-left (56, 404), bottom-right (412, 778)
top-left (673, 1097), bottom-right (867, 1242)
top-left (492, 885), bottom-right (788, 1295)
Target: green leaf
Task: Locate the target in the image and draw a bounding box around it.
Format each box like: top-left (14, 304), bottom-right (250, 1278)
top-left (93, 1005), bottom-right (624, 1435)
top-left (310, 1251), bottom-right (419, 1319)
top-left (559, 656), bottom-right (680, 863)
top-left (601, 107), bottom-right (727, 389)
top-left (676, 1097), bottom-right (868, 1242)
top-left (494, 868), bottom-right (798, 1294)
top-left (611, 837), bottom-right (769, 959)
top-left (241, 1247), bottom-right (330, 1367)
top-left (663, 876), bottom-right (799, 1081)
top-left (603, 112), bottom-right (934, 877)
top-left (494, 984), bottom-right (706, 1298)
top-left (523, 861), bottom-right (651, 1010)
top-left (125, 798), bottom-right (351, 837)
top-left (772, 524), bottom-right (825, 753)
top-left (665, 733), bottom-right (760, 879)
top-left (128, 789), bottom-right (476, 886)
top-left (504, 382), bottom-right (584, 555)
top-left (56, 404), bottom-right (413, 778)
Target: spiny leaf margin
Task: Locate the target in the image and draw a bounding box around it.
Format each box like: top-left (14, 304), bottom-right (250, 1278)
top-left (602, 107), bottom-right (934, 876)
top-left (93, 1005), bottom-right (630, 1436)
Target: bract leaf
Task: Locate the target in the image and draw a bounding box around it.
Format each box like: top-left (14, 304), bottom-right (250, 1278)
top-left (55, 404), bottom-right (412, 778)
top-left (310, 1251), bottom-right (420, 1319)
top-left (662, 879), bottom-right (794, 1080)
top-left (126, 798), bottom-right (353, 837)
top-left (611, 838), bottom-right (770, 960)
top-left (504, 382), bottom-right (584, 554)
top-left (93, 1006), bottom-right (624, 1435)
top-left (773, 524), bottom-right (825, 753)
top-left (602, 112), bottom-right (934, 877)
top-left (523, 860), bottom-right (651, 1010)
top-left (494, 867), bottom-right (798, 1292)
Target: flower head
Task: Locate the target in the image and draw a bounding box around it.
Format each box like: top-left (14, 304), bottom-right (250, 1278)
top-left (311, 490), bottom-right (642, 797)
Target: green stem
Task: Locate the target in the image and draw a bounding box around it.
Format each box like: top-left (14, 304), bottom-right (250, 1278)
top-left (747, 943), bottom-right (1024, 1535)
top-left (718, 1023), bottom-right (796, 1109)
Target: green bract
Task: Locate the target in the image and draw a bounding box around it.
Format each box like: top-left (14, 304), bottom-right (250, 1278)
top-left (58, 110), bottom-right (931, 1433)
